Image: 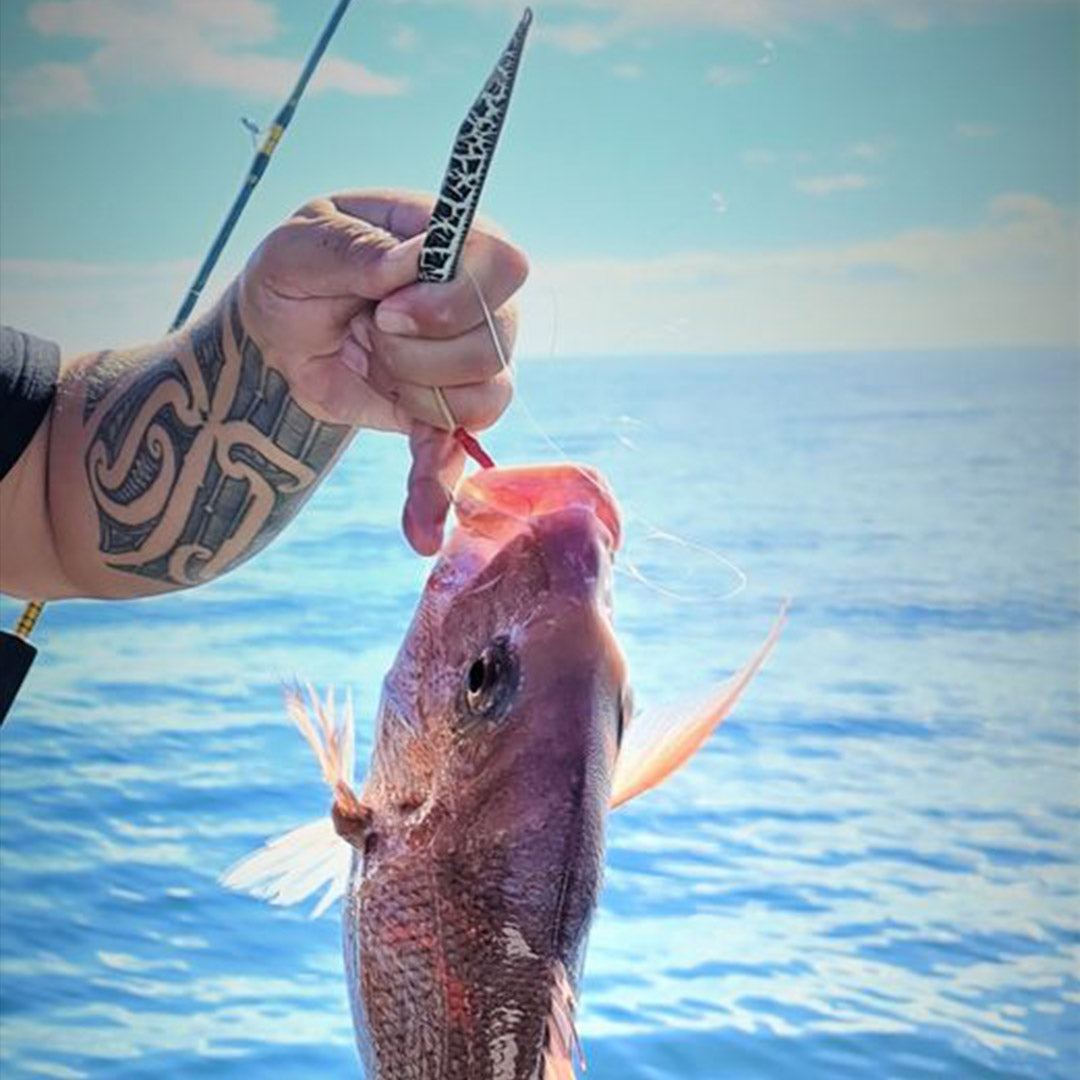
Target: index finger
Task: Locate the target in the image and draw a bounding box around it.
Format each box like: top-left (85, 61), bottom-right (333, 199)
top-left (373, 232), bottom-right (529, 340)
top-left (328, 189), bottom-right (436, 241)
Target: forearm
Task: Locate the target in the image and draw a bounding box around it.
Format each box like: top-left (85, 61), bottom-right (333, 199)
top-left (5, 286), bottom-right (353, 600)
top-left (1, 190), bottom-right (525, 598)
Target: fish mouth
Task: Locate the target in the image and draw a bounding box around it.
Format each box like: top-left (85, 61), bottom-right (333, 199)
top-left (451, 464), bottom-right (622, 555)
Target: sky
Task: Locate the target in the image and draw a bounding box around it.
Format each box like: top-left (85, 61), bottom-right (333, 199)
top-left (0, 0), bottom-right (1076, 357)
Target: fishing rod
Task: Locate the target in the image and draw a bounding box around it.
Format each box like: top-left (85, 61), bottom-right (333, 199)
top-left (172, 0), bottom-right (353, 331)
top-left (0, 0), bottom-right (355, 725)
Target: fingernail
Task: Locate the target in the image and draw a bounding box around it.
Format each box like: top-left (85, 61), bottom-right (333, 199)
top-left (341, 346), bottom-right (369, 379)
top-left (351, 317), bottom-right (373, 351)
top-left (376, 306), bottom-right (419, 336)
top-left (341, 332), bottom-right (370, 378)
top-left (403, 503), bottom-right (439, 556)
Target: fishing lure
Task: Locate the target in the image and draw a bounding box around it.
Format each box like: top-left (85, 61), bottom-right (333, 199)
top-left (419, 8), bottom-right (533, 468)
top-left (410, 8), bottom-right (747, 607)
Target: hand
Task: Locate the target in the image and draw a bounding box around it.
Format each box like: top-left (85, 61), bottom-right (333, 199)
top-left (236, 189), bottom-right (528, 555)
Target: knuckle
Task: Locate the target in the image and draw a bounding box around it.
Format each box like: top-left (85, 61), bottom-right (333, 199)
top-left (426, 296), bottom-right (459, 334)
top-left (260, 217), bottom-right (304, 262)
top-left (467, 373), bottom-right (513, 432)
top-left (289, 197), bottom-right (329, 223)
top-left (494, 303), bottom-right (519, 349)
top-left (316, 219), bottom-right (394, 268)
top-left (502, 243), bottom-right (530, 290)
top-left (341, 224), bottom-right (383, 263)
top-left (479, 233), bottom-right (529, 290)
top-left (475, 307), bottom-right (516, 374)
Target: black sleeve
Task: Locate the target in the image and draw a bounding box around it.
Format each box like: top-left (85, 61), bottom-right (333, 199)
top-left (0, 326), bottom-right (61, 481)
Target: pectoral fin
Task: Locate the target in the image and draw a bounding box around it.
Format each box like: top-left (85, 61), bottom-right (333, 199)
top-left (222, 685), bottom-right (369, 918)
top-left (610, 603), bottom-right (787, 810)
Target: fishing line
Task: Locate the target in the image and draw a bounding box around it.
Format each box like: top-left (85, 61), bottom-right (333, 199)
top-left (449, 271), bottom-right (748, 606)
top-left (401, 4), bottom-right (745, 607)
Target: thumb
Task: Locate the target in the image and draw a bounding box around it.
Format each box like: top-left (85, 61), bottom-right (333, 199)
top-left (403, 423), bottom-right (466, 555)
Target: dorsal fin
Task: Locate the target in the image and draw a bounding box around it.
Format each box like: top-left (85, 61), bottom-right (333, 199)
top-left (542, 960), bottom-right (583, 1079)
top-left (222, 685), bottom-right (366, 917)
top-left (610, 603), bottom-right (788, 809)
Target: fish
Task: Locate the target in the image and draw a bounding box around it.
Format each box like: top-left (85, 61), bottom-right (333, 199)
top-left (224, 463), bottom-right (785, 1078)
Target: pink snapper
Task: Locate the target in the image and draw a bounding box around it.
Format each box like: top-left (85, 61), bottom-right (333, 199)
top-left (226, 464), bottom-right (783, 1078)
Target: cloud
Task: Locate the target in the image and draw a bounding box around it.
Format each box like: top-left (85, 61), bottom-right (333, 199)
top-left (987, 191), bottom-right (1055, 221)
top-left (314, 58), bottom-right (404, 98)
top-left (515, 193), bottom-right (1079, 354)
top-left (757, 39), bottom-right (778, 65)
top-left (846, 137), bottom-right (893, 160)
top-left (711, 191), bottom-right (729, 213)
top-left (29, 0), bottom-right (277, 40)
top-left (741, 148), bottom-right (779, 167)
top-left (390, 25), bottom-right (419, 52)
top-left (612, 62), bottom-right (644, 80)
top-left (795, 172), bottom-right (874, 196)
top-left (3, 0), bottom-right (404, 115)
top-left (534, 22), bottom-right (610, 54)
top-left (885, 6), bottom-right (935, 31)
top-left (957, 122), bottom-right (998, 139)
top-left (470, 0), bottom-right (1067, 52)
top-left (741, 142), bottom-right (888, 176)
top-left (3, 61), bottom-right (98, 115)
top-left (0, 257), bottom-right (205, 355)
top-left (705, 64), bottom-right (752, 87)
top-left (4, 195), bottom-right (1076, 358)
top-left (1, 258), bottom-right (196, 280)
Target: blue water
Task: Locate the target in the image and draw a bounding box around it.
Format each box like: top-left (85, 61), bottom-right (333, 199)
top-left (1, 351), bottom-right (1077, 1079)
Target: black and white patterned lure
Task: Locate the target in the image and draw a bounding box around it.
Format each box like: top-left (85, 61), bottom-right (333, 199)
top-left (419, 7), bottom-right (532, 285)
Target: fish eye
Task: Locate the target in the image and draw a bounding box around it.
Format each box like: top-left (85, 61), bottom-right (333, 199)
top-left (467, 658), bottom-right (490, 697)
top-left (462, 637), bottom-right (517, 721)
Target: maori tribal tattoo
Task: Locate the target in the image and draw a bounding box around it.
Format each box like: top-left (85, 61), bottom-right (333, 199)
top-left (83, 296), bottom-right (349, 586)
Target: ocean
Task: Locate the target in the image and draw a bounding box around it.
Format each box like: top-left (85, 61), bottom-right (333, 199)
top-left (1, 350), bottom-right (1077, 1078)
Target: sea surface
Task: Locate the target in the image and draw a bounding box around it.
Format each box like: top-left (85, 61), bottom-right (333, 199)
top-left (1, 350), bottom-right (1077, 1079)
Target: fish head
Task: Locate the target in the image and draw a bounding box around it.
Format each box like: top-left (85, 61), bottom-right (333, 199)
top-left (352, 464), bottom-right (628, 1074)
top-left (371, 464), bottom-right (626, 826)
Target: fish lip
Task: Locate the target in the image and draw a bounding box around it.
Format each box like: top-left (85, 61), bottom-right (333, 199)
top-left (437, 466), bottom-right (620, 609)
top-left (452, 464), bottom-right (622, 556)
top-left (446, 505), bottom-right (614, 616)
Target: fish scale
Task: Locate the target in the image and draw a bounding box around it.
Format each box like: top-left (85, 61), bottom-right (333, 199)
top-left (351, 846), bottom-right (558, 1077)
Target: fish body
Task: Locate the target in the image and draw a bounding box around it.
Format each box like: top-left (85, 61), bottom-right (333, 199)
top-left (226, 464), bottom-right (783, 1078)
top-left (348, 465), bottom-right (622, 1078)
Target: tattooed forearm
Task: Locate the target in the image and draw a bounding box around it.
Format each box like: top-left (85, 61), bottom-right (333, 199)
top-left (82, 294), bottom-right (350, 587)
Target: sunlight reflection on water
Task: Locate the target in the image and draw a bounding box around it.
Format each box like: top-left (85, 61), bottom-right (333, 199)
top-left (1, 351), bottom-right (1077, 1079)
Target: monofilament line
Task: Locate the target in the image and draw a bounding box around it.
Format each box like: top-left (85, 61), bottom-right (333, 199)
top-left (464, 272), bottom-right (749, 605)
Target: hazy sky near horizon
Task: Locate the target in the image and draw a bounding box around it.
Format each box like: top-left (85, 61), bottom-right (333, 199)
top-left (0, 0), bottom-right (1076, 356)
